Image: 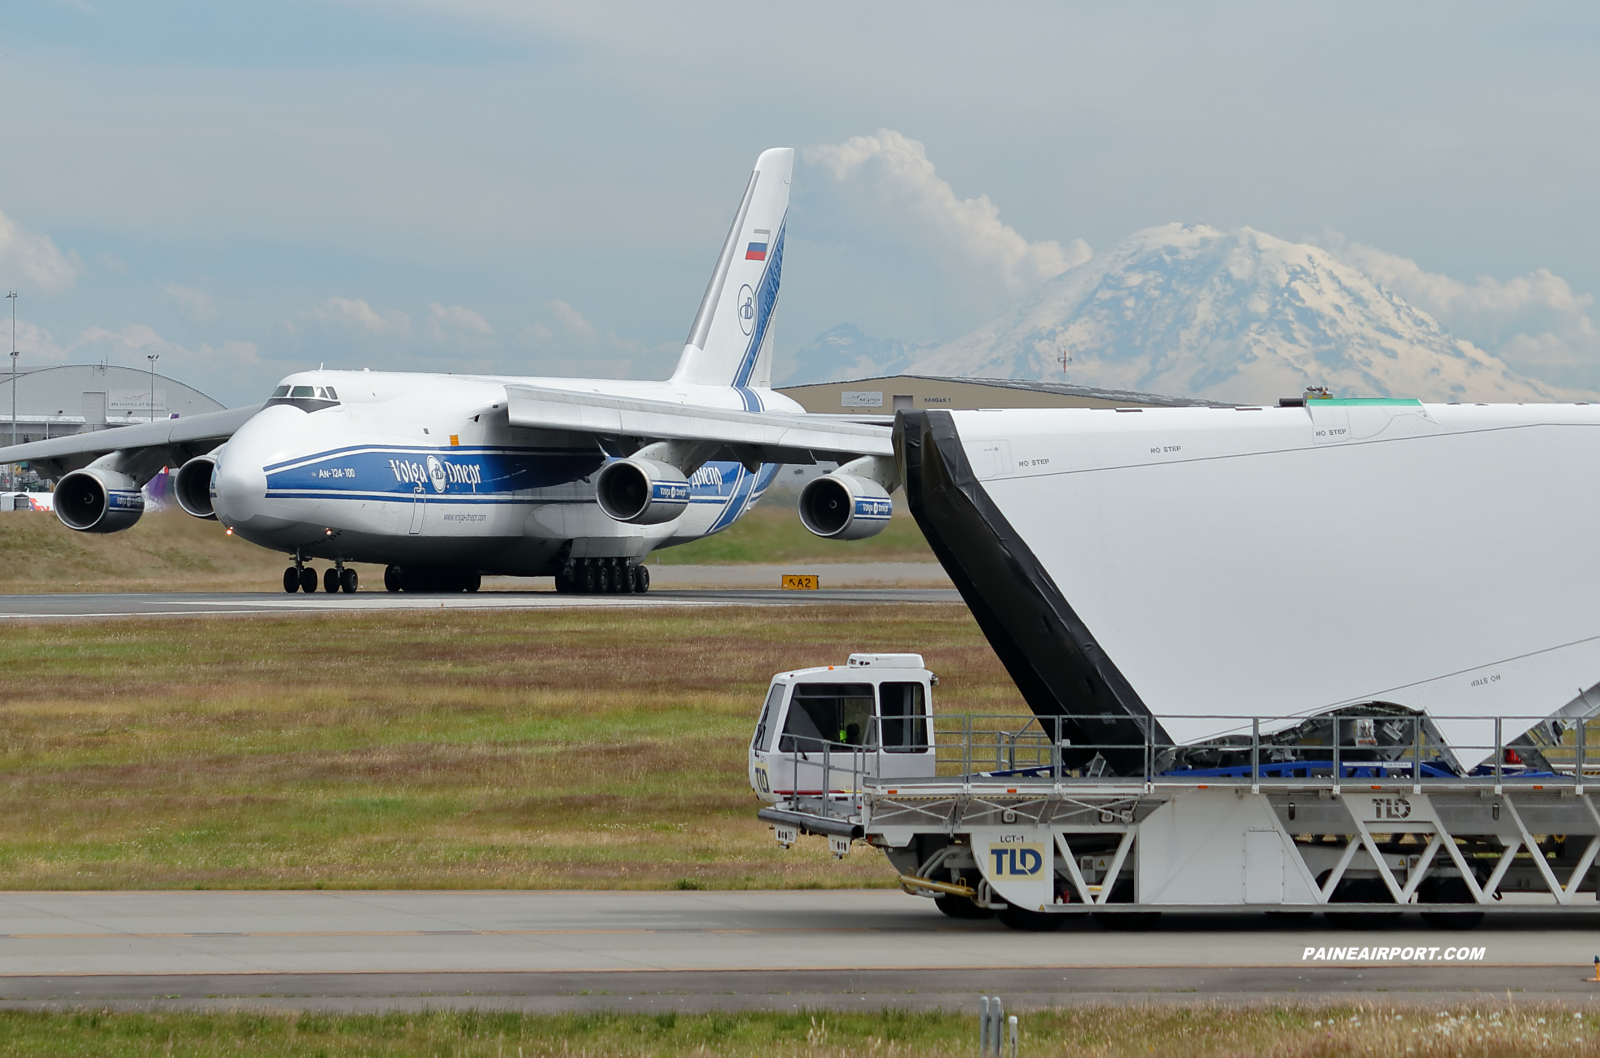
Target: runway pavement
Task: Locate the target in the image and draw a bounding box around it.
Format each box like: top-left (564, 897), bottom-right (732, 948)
top-left (0, 586), bottom-right (962, 620)
top-left (0, 890), bottom-right (1596, 1011)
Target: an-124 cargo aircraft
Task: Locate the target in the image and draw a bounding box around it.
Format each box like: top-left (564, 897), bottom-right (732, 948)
top-left (0, 149), bottom-right (898, 593)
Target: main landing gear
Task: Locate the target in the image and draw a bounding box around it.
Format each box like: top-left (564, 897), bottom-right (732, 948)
top-left (282, 554), bottom-right (358, 593)
top-left (554, 557), bottom-right (649, 594)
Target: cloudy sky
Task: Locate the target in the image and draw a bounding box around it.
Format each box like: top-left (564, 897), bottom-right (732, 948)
top-left (2, 2), bottom-right (1598, 403)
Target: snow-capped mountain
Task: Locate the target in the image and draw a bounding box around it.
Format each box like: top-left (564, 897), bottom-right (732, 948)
top-left (777, 323), bottom-right (938, 385)
top-left (908, 224), bottom-right (1574, 404)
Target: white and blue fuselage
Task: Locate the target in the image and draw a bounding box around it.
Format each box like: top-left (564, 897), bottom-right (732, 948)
top-left (211, 371), bottom-right (793, 575)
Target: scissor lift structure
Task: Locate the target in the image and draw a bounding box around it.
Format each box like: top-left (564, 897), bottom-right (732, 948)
top-left (758, 710), bottom-right (1600, 929)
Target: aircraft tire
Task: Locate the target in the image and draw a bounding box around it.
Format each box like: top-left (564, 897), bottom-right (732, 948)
top-left (596, 564), bottom-right (612, 593)
top-left (384, 565), bottom-right (401, 592)
top-left (341, 569), bottom-right (359, 594)
top-left (299, 568), bottom-right (318, 593)
top-left (464, 571), bottom-right (481, 593)
top-left (554, 568), bottom-right (571, 593)
top-left (633, 565), bottom-right (649, 593)
top-left (283, 567), bottom-right (300, 593)
top-left (581, 563), bottom-right (598, 593)
top-left (323, 568), bottom-right (341, 594)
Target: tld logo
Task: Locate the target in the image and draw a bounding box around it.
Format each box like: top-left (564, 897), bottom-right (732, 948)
top-left (1373, 796), bottom-right (1412, 820)
top-left (989, 844), bottom-right (1044, 877)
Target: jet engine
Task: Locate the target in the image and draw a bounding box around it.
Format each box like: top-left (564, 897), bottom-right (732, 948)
top-left (173, 447), bottom-right (223, 519)
top-left (595, 457), bottom-right (692, 525)
top-left (54, 466), bottom-right (145, 533)
top-left (798, 455), bottom-right (898, 541)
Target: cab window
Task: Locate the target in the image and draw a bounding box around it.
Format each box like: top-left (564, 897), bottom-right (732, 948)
top-left (324, 386), bottom-right (339, 400)
top-left (270, 385), bottom-right (290, 398)
top-left (753, 683), bottom-right (785, 752)
top-left (879, 682), bottom-right (928, 752)
top-left (291, 386), bottom-right (315, 398)
top-left (780, 682), bottom-right (875, 751)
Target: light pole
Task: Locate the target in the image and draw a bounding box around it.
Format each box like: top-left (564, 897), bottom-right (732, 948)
top-left (5, 291), bottom-right (16, 489)
top-left (146, 353), bottom-right (159, 424)
top-left (5, 291), bottom-right (15, 448)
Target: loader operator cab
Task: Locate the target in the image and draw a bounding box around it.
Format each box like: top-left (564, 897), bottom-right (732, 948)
top-left (749, 653), bottom-right (937, 803)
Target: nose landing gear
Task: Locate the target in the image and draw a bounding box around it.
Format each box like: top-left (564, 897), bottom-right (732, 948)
top-left (283, 551), bottom-right (315, 593)
top-left (283, 553), bottom-right (359, 593)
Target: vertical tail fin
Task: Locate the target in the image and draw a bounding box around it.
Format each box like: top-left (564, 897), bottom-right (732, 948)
top-left (670, 147), bottom-right (793, 400)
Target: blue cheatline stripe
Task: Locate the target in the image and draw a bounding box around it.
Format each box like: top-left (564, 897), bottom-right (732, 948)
top-left (266, 491), bottom-right (525, 505)
top-left (264, 444), bottom-right (570, 473)
top-left (707, 465), bottom-right (752, 533)
top-left (731, 214), bottom-right (786, 401)
top-left (706, 461), bottom-right (778, 533)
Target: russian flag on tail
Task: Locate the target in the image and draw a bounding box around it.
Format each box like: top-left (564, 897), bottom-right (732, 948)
top-left (745, 228), bottom-right (770, 261)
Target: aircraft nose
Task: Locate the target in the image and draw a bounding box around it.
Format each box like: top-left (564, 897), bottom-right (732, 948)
top-left (210, 444), bottom-right (269, 527)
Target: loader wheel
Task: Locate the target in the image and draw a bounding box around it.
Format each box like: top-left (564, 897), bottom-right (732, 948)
top-left (935, 894), bottom-right (994, 920)
top-left (1325, 878), bottom-right (1404, 929)
top-left (1091, 879), bottom-right (1161, 931)
top-left (1419, 877), bottom-right (1484, 930)
top-left (997, 904), bottom-right (1064, 932)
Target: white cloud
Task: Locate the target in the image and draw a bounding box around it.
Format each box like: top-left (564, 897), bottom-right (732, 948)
top-left (805, 129), bottom-right (1090, 302)
top-left (515, 299), bottom-right (676, 379)
top-left (0, 209), bottom-right (81, 295)
top-left (13, 319), bottom-right (258, 375)
top-left (1325, 236), bottom-right (1600, 391)
top-left (311, 296), bottom-right (411, 336)
top-left (427, 302), bottom-right (494, 337)
top-left (165, 283), bottom-right (218, 325)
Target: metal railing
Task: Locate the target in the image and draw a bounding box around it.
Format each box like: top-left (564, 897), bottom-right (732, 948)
top-left (766, 710), bottom-right (1600, 816)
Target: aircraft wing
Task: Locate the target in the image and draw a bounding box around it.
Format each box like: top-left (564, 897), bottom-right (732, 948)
top-left (0, 404), bottom-right (262, 479)
top-left (504, 385), bottom-right (892, 465)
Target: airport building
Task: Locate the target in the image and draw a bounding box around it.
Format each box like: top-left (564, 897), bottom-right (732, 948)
top-left (0, 364), bottom-right (227, 445)
top-left (775, 374), bottom-right (1224, 414)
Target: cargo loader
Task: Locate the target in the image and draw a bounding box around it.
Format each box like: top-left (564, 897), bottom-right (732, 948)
top-left (752, 654), bottom-right (1600, 930)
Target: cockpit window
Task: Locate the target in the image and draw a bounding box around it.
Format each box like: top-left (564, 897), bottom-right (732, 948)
top-left (780, 682), bottom-right (875, 751)
top-left (267, 384), bottom-right (341, 412)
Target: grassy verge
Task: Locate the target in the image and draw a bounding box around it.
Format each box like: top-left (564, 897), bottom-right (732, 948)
top-left (651, 504), bottom-right (934, 565)
top-left (0, 1005), bottom-right (1589, 1057)
top-left (0, 502), bottom-right (934, 593)
top-left (0, 511), bottom-right (318, 593)
top-left (0, 604), bottom-right (1017, 889)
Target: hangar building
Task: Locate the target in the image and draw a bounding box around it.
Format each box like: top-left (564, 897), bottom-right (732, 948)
top-left (0, 364), bottom-right (227, 446)
top-left (775, 374), bottom-right (1225, 414)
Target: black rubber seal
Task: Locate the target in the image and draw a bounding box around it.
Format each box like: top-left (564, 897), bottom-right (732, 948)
top-left (896, 410), bottom-right (1170, 772)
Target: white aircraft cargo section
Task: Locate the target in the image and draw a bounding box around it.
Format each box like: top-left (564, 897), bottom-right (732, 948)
top-left (948, 400), bottom-right (1600, 764)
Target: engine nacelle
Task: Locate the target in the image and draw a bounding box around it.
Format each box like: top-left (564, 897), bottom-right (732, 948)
top-left (595, 458), bottom-right (692, 525)
top-left (799, 473), bottom-right (894, 540)
top-left (173, 449), bottom-right (222, 519)
top-left (55, 467), bottom-right (145, 533)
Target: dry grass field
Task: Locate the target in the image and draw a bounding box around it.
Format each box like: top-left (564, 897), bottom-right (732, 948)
top-left (0, 604), bottom-right (1015, 890)
top-left (0, 1003), bottom-right (1590, 1057)
top-left (0, 502), bottom-right (934, 593)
